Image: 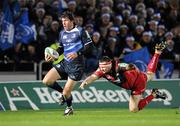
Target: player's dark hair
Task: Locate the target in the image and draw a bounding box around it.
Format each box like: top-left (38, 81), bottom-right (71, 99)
top-left (99, 56), bottom-right (112, 62)
top-left (60, 11), bottom-right (75, 21)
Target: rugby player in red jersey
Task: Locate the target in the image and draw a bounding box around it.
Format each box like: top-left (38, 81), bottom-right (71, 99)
top-left (80, 41), bottom-right (167, 112)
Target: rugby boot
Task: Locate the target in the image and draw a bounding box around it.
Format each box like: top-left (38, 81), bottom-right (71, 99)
top-left (64, 106), bottom-right (74, 116)
top-left (152, 88), bottom-right (167, 100)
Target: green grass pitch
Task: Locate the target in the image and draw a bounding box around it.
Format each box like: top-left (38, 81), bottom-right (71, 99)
top-left (0, 108), bottom-right (180, 126)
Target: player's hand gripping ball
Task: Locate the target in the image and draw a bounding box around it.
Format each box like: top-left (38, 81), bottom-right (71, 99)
top-left (44, 47), bottom-right (59, 59)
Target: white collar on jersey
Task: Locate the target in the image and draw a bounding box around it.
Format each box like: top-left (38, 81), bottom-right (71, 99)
top-left (64, 25), bottom-right (80, 33)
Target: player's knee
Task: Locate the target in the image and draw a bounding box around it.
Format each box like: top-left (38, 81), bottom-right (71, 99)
top-left (63, 89), bottom-right (71, 98)
top-left (129, 107), bottom-right (139, 113)
top-left (42, 78), bottom-right (53, 86)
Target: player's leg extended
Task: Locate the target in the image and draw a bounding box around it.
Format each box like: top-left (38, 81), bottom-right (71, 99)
top-left (147, 53), bottom-right (161, 80)
top-left (129, 90), bottom-right (167, 112)
top-left (137, 88), bottom-right (167, 111)
top-left (147, 41), bottom-right (167, 81)
top-left (129, 93), bottom-right (157, 112)
top-left (42, 67), bottom-right (63, 93)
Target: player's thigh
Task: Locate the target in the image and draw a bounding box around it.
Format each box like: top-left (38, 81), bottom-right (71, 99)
top-left (129, 94), bottom-right (142, 112)
top-left (43, 67), bottom-right (61, 84)
top-left (63, 77), bottom-right (77, 97)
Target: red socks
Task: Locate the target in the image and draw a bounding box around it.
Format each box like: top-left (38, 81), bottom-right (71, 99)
top-left (147, 53), bottom-right (160, 73)
top-left (138, 94), bottom-right (154, 110)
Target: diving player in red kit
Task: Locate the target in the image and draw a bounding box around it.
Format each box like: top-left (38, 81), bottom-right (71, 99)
top-left (80, 41), bottom-right (167, 112)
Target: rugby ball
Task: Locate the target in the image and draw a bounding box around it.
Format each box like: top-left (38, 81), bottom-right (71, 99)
top-left (44, 47), bottom-right (59, 59)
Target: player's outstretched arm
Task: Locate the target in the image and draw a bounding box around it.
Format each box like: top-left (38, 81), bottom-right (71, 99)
top-left (79, 74), bottom-right (99, 90)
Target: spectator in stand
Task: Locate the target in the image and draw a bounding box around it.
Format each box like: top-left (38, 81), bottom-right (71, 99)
top-left (35, 15), bottom-right (53, 61)
top-left (172, 25), bottom-right (180, 55)
top-left (74, 15), bottom-right (83, 26)
top-left (49, 0), bottom-right (64, 21)
top-left (140, 31), bottom-right (155, 55)
top-left (165, 32), bottom-right (174, 41)
top-left (105, 26), bottom-right (120, 59)
top-left (118, 25), bottom-right (129, 52)
top-left (98, 13), bottom-right (113, 39)
top-left (45, 21), bottom-right (60, 47)
top-left (113, 15), bottom-right (123, 29)
top-left (146, 8), bottom-right (154, 21)
top-left (148, 20), bottom-right (158, 37)
top-left (67, 0), bottom-right (78, 15)
top-left (12, 0), bottom-right (37, 63)
top-left (34, 8), bottom-right (46, 27)
top-left (154, 25), bottom-right (166, 44)
top-left (152, 13), bottom-right (161, 23)
top-left (135, 4), bottom-right (147, 20)
top-left (84, 23), bottom-right (94, 36)
top-left (165, 2), bottom-right (179, 30)
top-left (122, 9), bottom-right (131, 24)
top-left (138, 17), bottom-right (146, 27)
top-left (172, 25), bottom-right (180, 77)
top-left (121, 36), bottom-right (142, 55)
top-left (84, 0), bottom-right (98, 25)
top-left (35, 1), bottom-right (45, 9)
top-left (128, 15), bottom-right (138, 32)
top-left (85, 31), bottom-right (104, 75)
top-left (159, 39), bottom-right (178, 78)
top-left (133, 25), bottom-right (144, 42)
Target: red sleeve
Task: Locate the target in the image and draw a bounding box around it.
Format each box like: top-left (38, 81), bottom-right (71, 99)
top-left (93, 68), bottom-right (104, 78)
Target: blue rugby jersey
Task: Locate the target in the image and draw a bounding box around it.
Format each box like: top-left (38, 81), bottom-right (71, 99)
top-left (59, 26), bottom-right (92, 61)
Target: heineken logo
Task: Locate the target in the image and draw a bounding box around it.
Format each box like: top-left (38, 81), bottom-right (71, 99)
top-left (0, 81), bottom-right (176, 111)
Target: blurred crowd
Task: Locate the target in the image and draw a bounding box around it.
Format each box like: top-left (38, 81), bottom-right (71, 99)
top-left (0, 0), bottom-right (180, 78)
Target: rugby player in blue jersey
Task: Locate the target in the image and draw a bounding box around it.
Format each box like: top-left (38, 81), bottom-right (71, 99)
top-left (42, 11), bottom-right (93, 116)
